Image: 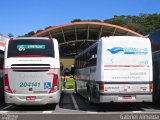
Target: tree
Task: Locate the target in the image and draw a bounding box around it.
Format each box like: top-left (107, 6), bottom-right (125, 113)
top-left (89, 19), bottom-right (102, 22)
top-left (104, 14), bottom-right (160, 35)
top-left (126, 23), bottom-right (146, 35)
top-left (23, 13), bottom-right (160, 36)
top-left (8, 33), bottom-right (14, 37)
top-left (71, 19), bottom-right (82, 23)
top-left (45, 26), bottom-right (53, 30)
top-left (104, 16), bottom-right (127, 26)
top-left (36, 30), bottom-right (43, 33)
top-left (23, 31), bottom-right (35, 37)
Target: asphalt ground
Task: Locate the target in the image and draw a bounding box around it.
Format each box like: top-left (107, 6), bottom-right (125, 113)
top-left (0, 90), bottom-right (160, 120)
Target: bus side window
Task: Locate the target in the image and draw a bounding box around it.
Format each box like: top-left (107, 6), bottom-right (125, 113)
top-left (89, 46), bottom-right (97, 67)
top-left (0, 58), bottom-right (3, 69)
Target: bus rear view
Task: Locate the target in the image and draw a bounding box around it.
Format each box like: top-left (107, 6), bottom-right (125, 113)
top-left (100, 36), bottom-right (153, 102)
top-left (4, 37), bottom-right (60, 106)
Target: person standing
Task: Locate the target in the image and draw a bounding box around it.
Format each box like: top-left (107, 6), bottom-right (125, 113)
top-left (71, 64), bottom-right (75, 77)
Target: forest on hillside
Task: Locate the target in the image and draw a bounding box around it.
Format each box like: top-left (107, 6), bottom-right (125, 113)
top-left (23, 13), bottom-right (160, 37)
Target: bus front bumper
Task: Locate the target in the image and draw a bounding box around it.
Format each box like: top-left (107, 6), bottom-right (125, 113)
top-left (5, 92), bottom-right (60, 105)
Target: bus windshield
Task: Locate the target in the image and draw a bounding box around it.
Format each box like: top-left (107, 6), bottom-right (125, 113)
top-left (7, 39), bottom-right (54, 58)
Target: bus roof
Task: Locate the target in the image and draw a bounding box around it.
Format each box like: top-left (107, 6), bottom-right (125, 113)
top-left (13, 37), bottom-right (54, 40)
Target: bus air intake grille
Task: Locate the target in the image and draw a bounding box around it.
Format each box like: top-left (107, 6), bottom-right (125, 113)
top-left (11, 64), bottom-right (51, 72)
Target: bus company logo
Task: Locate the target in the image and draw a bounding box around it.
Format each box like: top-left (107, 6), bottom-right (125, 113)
top-left (17, 45), bottom-right (25, 51)
top-left (107, 47), bottom-right (148, 55)
top-left (17, 44), bottom-right (45, 51)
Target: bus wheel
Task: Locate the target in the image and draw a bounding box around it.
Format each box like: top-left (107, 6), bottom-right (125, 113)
top-left (88, 90), bottom-right (95, 105)
top-left (87, 92), bottom-right (91, 102)
top-left (87, 90), bottom-right (92, 104)
top-left (47, 104), bottom-right (57, 110)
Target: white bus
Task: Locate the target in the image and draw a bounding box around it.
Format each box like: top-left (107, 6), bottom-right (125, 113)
top-left (74, 36), bottom-right (153, 103)
top-left (4, 37), bottom-right (61, 106)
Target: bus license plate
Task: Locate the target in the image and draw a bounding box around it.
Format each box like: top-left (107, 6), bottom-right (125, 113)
top-left (26, 96), bottom-right (36, 100)
top-left (118, 96), bottom-right (135, 101)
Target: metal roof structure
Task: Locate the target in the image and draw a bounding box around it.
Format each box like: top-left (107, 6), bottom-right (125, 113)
top-left (32, 22), bottom-right (144, 58)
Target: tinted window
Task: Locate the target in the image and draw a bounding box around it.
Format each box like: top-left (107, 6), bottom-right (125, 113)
top-left (7, 39), bottom-right (54, 58)
top-left (75, 45), bottom-right (97, 69)
top-left (0, 50), bottom-right (4, 69)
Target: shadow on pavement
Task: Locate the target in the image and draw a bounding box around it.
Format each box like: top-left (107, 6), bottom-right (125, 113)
top-left (8, 104), bottom-right (57, 111)
top-left (59, 90), bottom-right (160, 112)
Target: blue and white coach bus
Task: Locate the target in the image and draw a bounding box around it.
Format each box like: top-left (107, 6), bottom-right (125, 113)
top-left (74, 36), bottom-right (153, 103)
top-left (4, 37), bottom-right (61, 106)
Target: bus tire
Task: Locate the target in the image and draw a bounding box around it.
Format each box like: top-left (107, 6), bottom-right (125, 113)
top-left (87, 87), bottom-right (93, 104)
top-left (47, 103), bottom-right (57, 110)
top-left (88, 92), bottom-right (94, 105)
top-left (87, 92), bottom-right (91, 102)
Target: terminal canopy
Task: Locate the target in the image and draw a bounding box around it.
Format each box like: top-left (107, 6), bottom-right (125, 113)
top-left (32, 22), bottom-right (143, 58)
